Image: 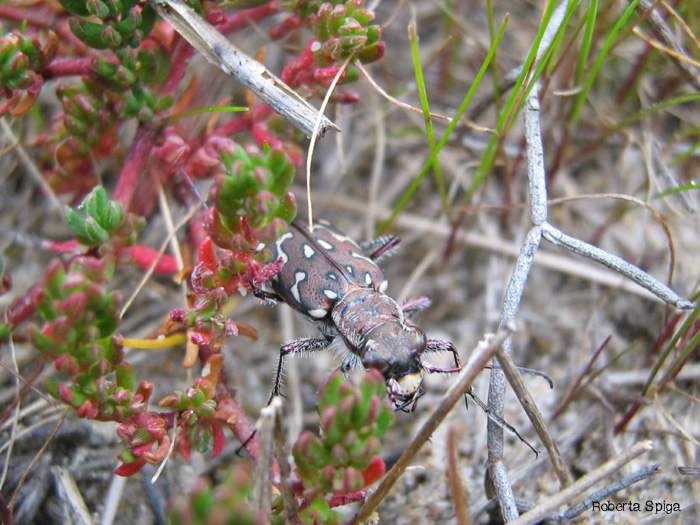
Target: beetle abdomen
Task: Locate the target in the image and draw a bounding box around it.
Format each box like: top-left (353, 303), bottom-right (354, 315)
top-left (269, 220), bottom-right (388, 320)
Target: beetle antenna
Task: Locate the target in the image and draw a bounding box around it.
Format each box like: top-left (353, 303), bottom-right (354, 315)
top-left (177, 166), bottom-right (208, 209)
top-left (486, 364), bottom-right (554, 389)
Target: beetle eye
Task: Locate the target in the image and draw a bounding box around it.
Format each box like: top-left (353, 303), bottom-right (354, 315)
top-left (362, 352), bottom-right (390, 374)
top-left (414, 328), bottom-right (427, 354)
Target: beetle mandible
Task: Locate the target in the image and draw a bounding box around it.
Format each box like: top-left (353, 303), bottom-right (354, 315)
top-left (255, 219), bottom-right (461, 411)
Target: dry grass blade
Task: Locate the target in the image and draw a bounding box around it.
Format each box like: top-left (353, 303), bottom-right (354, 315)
top-left (446, 426), bottom-right (471, 525)
top-left (120, 205), bottom-right (199, 318)
top-left (3, 0), bottom-right (700, 521)
top-left (270, 397), bottom-right (298, 524)
top-left (305, 55), bottom-right (352, 229)
top-left (51, 466), bottom-right (95, 525)
top-left (563, 464), bottom-right (661, 519)
top-left (354, 59), bottom-right (452, 122)
top-left (9, 408), bottom-right (69, 510)
top-left (0, 118), bottom-right (62, 213)
top-left (252, 402), bottom-right (275, 522)
top-left (634, 0), bottom-right (700, 91)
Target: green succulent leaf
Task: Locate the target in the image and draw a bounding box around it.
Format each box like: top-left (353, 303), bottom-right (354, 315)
top-left (102, 201), bottom-right (124, 231)
top-left (59, 0), bottom-right (92, 17)
top-left (65, 206), bottom-right (91, 244)
top-left (69, 18), bottom-right (111, 50)
top-left (139, 5), bottom-right (157, 40)
top-left (85, 216), bottom-right (110, 243)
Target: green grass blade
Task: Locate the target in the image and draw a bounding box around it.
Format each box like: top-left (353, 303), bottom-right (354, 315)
top-left (470, 0), bottom-right (560, 198)
top-left (670, 136), bottom-right (700, 166)
top-left (167, 105), bottom-right (248, 124)
top-left (576, 0), bottom-right (598, 86)
top-left (652, 182), bottom-right (700, 199)
top-left (612, 93), bottom-right (700, 134)
top-left (642, 305), bottom-right (700, 398)
top-left (376, 15), bottom-right (509, 234)
top-left (487, 0), bottom-right (502, 114)
top-left (570, 0), bottom-right (642, 126)
top-left (408, 22), bottom-right (447, 208)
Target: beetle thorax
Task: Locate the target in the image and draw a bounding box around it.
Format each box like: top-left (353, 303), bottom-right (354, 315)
top-left (331, 288), bottom-right (428, 408)
top-left (331, 288), bottom-right (405, 350)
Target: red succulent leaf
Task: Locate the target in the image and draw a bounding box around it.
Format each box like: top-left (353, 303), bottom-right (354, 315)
top-left (210, 421), bottom-right (225, 458)
top-left (114, 456), bottom-right (147, 477)
top-left (361, 455), bottom-right (386, 486)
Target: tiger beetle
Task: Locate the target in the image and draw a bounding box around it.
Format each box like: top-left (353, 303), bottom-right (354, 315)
top-left (251, 219), bottom-right (463, 411)
top-left (253, 219), bottom-right (538, 454)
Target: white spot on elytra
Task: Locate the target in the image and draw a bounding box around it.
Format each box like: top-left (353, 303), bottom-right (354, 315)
top-left (317, 239), bottom-right (333, 250)
top-left (364, 273), bottom-right (372, 285)
top-left (328, 229), bottom-right (356, 245)
top-left (328, 273), bottom-right (338, 280)
top-left (308, 308), bottom-right (327, 318)
top-left (323, 289), bottom-right (338, 299)
top-left (290, 271), bottom-right (306, 302)
top-left (379, 280), bottom-right (388, 293)
top-left (350, 250), bottom-right (373, 264)
top-left (274, 232), bottom-right (294, 264)
top-left (302, 243), bottom-right (315, 258)
top-left (345, 265), bottom-right (354, 275)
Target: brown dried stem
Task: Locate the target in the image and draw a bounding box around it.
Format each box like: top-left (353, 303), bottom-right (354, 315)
top-left (494, 346), bottom-right (572, 488)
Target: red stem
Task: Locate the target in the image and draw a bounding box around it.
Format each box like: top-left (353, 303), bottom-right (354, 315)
top-left (218, 396), bottom-right (267, 466)
top-left (0, 7), bottom-right (77, 48)
top-left (211, 115), bottom-right (252, 137)
top-left (44, 58), bottom-right (110, 80)
top-left (161, 38), bottom-right (196, 97)
top-left (0, 4), bottom-right (57, 27)
top-left (112, 125), bottom-right (158, 211)
top-left (216, 3), bottom-right (279, 35)
top-left (109, 1), bottom-right (284, 211)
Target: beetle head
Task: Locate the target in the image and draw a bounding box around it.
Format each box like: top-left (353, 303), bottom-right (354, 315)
top-left (360, 321), bottom-right (427, 411)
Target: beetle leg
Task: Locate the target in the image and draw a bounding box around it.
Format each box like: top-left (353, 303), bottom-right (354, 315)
top-left (401, 297), bottom-right (432, 318)
top-left (250, 282), bottom-right (282, 302)
top-left (237, 336), bottom-right (332, 457)
top-left (360, 235), bottom-right (401, 261)
top-left (333, 359), bottom-right (353, 378)
top-left (423, 339), bottom-right (468, 412)
top-left (269, 337), bottom-right (332, 403)
top-left (425, 339), bottom-right (460, 363)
